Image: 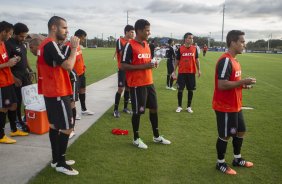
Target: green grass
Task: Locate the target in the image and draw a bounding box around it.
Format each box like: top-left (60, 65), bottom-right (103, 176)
top-left (28, 50), bottom-right (282, 184)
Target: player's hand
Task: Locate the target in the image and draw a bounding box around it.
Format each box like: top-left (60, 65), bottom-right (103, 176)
top-left (244, 77), bottom-right (256, 85)
top-left (6, 56), bottom-right (19, 67)
top-left (70, 36), bottom-right (80, 49)
top-left (14, 77), bottom-right (22, 87)
top-left (146, 62), bottom-right (155, 69)
top-left (198, 70), bottom-right (201, 78)
top-left (171, 72), bottom-right (177, 80)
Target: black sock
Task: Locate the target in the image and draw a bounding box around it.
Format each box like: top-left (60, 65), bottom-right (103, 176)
top-left (149, 112), bottom-right (159, 138)
top-left (166, 75), bottom-right (170, 87)
top-left (49, 128), bottom-right (59, 163)
top-left (232, 136), bottom-right (243, 156)
top-left (8, 110), bottom-right (17, 132)
top-left (79, 93), bottom-right (87, 111)
top-left (114, 92), bottom-right (121, 111)
top-left (15, 86), bottom-right (23, 122)
top-left (124, 90), bottom-right (129, 109)
top-left (169, 76), bottom-right (174, 87)
top-left (177, 91), bottom-right (183, 107)
top-left (57, 132), bottom-right (70, 167)
top-left (72, 107), bottom-right (76, 128)
top-left (0, 112), bottom-right (7, 139)
top-left (132, 114), bottom-right (140, 140)
top-left (216, 137), bottom-right (228, 160)
top-left (187, 90), bottom-right (193, 107)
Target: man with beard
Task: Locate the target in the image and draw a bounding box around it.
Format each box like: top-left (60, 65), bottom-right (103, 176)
top-left (37, 16), bottom-right (80, 175)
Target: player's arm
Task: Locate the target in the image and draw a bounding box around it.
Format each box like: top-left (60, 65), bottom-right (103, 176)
top-left (217, 58), bottom-right (256, 90)
top-left (121, 43), bottom-right (154, 70)
top-left (195, 49), bottom-right (201, 77)
top-left (44, 36), bottom-right (79, 71)
top-left (172, 49), bottom-right (181, 76)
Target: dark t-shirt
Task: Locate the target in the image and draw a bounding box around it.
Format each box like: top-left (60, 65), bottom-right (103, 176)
top-left (166, 46), bottom-right (176, 60)
top-left (5, 38), bottom-right (28, 73)
top-left (43, 41), bottom-right (66, 67)
top-left (149, 43), bottom-right (155, 59)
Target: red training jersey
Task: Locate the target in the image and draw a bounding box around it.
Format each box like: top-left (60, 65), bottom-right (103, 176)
top-left (212, 52), bottom-right (242, 112)
top-left (37, 38), bottom-right (72, 97)
top-left (178, 45), bottom-right (197, 74)
top-left (0, 42), bottom-right (14, 87)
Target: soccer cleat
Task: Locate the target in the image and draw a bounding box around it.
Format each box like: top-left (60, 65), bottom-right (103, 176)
top-left (69, 131), bottom-right (76, 139)
top-left (232, 158), bottom-right (254, 168)
top-left (153, 136), bottom-right (171, 144)
top-left (170, 87), bottom-right (176, 91)
top-left (51, 160), bottom-right (76, 168)
top-left (56, 164), bottom-right (79, 175)
top-left (133, 138), bottom-right (148, 149)
top-left (75, 114), bottom-right (81, 120)
top-left (176, 107), bottom-right (183, 113)
top-left (216, 162), bottom-right (237, 175)
top-left (81, 110), bottom-right (94, 115)
top-left (123, 108), bottom-right (132, 114)
top-left (10, 129), bottom-right (29, 137)
top-left (113, 110), bottom-right (120, 118)
top-left (0, 135), bottom-right (16, 144)
top-left (166, 86), bottom-right (171, 90)
top-left (186, 107), bottom-right (193, 113)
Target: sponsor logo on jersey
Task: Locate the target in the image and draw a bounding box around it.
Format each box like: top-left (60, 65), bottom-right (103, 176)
top-left (138, 53), bottom-right (151, 59)
top-left (235, 70), bottom-right (241, 77)
top-left (1, 53), bottom-right (7, 60)
top-left (182, 52), bottom-right (194, 57)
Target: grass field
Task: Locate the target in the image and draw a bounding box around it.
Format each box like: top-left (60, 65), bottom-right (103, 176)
top-left (28, 49), bottom-right (282, 184)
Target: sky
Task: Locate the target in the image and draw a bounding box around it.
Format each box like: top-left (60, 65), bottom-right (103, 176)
top-left (0, 0), bottom-right (281, 42)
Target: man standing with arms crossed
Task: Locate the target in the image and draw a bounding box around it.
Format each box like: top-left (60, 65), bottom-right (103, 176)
top-left (213, 30), bottom-right (256, 175)
top-left (121, 19), bottom-right (171, 149)
top-left (173, 32), bottom-right (201, 113)
top-left (37, 16), bottom-right (80, 175)
top-left (113, 25), bottom-right (134, 118)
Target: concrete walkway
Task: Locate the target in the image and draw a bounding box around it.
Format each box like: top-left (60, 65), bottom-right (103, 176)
top-left (0, 73), bottom-right (117, 184)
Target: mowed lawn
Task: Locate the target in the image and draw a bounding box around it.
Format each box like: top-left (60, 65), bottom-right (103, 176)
top-left (28, 49), bottom-right (282, 184)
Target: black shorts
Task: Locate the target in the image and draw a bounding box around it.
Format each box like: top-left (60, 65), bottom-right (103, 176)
top-left (78, 73), bottom-right (86, 89)
top-left (215, 110), bottom-right (246, 138)
top-left (167, 60), bottom-right (174, 75)
top-left (130, 84), bottom-right (158, 115)
top-left (13, 70), bottom-right (32, 86)
top-left (177, 73), bottom-right (196, 91)
top-left (0, 84), bottom-right (17, 108)
top-left (117, 69), bottom-right (128, 88)
top-left (44, 96), bottom-right (74, 130)
top-left (69, 70), bottom-right (79, 102)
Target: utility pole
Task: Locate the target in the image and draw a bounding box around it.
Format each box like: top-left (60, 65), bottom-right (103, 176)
top-left (268, 33), bottom-right (272, 51)
top-left (221, 0), bottom-right (226, 49)
top-left (208, 32), bottom-right (211, 48)
top-left (127, 11), bottom-right (129, 25)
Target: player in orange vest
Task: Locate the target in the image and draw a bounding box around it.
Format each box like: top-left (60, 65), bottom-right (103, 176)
top-left (121, 19), bottom-right (171, 149)
top-left (37, 16), bottom-right (80, 175)
top-left (203, 44), bottom-right (208, 57)
top-left (0, 21), bottom-right (29, 144)
top-left (113, 25), bottom-right (134, 118)
top-left (73, 29), bottom-right (94, 118)
top-left (173, 32), bottom-right (201, 113)
top-left (212, 30), bottom-right (256, 175)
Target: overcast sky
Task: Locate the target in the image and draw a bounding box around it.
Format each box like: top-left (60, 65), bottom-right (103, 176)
top-left (0, 0), bottom-right (281, 42)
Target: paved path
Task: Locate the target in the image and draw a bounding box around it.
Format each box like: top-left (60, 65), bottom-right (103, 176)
top-left (0, 73), bottom-right (117, 184)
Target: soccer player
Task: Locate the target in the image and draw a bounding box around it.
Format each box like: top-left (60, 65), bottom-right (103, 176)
top-left (194, 43), bottom-right (200, 56)
top-left (0, 21), bottom-right (28, 144)
top-left (121, 19), bottom-right (171, 149)
top-left (73, 29), bottom-right (94, 118)
top-left (29, 37), bottom-right (43, 56)
top-left (203, 44), bottom-right (208, 57)
top-left (113, 25), bottom-right (134, 118)
top-left (173, 32), bottom-right (201, 113)
top-left (5, 23), bottom-right (33, 132)
top-left (213, 30), bottom-right (256, 175)
top-left (165, 39), bottom-right (176, 90)
top-left (37, 16), bottom-right (80, 175)
top-left (149, 39), bottom-right (155, 59)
